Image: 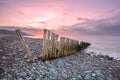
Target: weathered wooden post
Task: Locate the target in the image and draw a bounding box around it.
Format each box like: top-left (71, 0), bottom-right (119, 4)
top-left (64, 38), bottom-right (69, 56)
top-left (46, 30), bottom-right (51, 59)
top-left (43, 29), bottom-right (47, 49)
top-left (59, 37), bottom-right (65, 57)
top-left (58, 37), bottom-right (63, 57)
top-left (48, 32), bottom-right (54, 59)
top-left (41, 29), bottom-right (48, 60)
top-left (54, 34), bottom-right (59, 58)
top-left (15, 29), bottom-right (35, 62)
top-left (69, 39), bottom-right (73, 55)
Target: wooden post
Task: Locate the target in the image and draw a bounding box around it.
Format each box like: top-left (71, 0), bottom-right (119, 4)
top-left (43, 29), bottom-right (47, 49)
top-left (49, 32), bottom-right (55, 59)
top-left (54, 34), bottom-right (59, 58)
top-left (40, 29), bottom-right (91, 60)
top-left (64, 38), bottom-right (68, 56)
top-left (67, 38), bottom-right (71, 55)
top-left (51, 33), bottom-right (56, 59)
top-left (15, 29), bottom-right (35, 62)
top-left (41, 29), bottom-right (48, 60)
top-left (59, 37), bottom-right (65, 57)
top-left (46, 30), bottom-right (51, 59)
top-left (58, 37), bottom-right (63, 57)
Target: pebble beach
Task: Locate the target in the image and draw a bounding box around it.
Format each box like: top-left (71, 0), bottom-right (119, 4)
top-left (0, 34), bottom-right (120, 80)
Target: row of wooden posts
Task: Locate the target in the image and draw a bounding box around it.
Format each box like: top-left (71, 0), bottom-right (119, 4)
top-left (41, 29), bottom-right (80, 61)
top-left (15, 29), bottom-right (91, 62)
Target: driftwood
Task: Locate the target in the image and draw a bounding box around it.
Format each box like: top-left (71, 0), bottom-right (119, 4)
top-left (15, 29), bottom-right (35, 62)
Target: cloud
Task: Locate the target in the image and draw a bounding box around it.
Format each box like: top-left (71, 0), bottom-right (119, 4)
top-left (56, 12), bottom-right (120, 36)
top-left (0, 1), bottom-right (7, 7)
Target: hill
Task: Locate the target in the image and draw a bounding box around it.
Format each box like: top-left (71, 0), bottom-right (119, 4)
top-left (0, 29), bottom-right (30, 36)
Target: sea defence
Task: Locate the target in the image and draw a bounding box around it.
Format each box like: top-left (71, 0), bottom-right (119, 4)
top-left (15, 29), bottom-right (91, 61)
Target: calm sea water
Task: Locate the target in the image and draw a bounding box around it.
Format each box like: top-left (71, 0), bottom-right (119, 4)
top-left (73, 36), bottom-right (120, 60)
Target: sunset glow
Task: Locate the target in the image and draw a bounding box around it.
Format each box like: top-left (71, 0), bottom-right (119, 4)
top-left (0, 0), bottom-right (120, 37)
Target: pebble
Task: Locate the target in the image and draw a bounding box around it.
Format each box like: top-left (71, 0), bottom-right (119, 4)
top-left (91, 73), bottom-right (96, 77)
top-left (0, 35), bottom-right (119, 80)
top-left (57, 60), bottom-right (64, 67)
top-left (45, 61), bottom-right (50, 64)
top-left (19, 72), bottom-right (27, 77)
top-left (106, 76), bottom-right (114, 80)
top-left (70, 77), bottom-right (77, 80)
top-left (2, 78), bottom-right (7, 80)
top-left (0, 49), bottom-right (2, 52)
top-left (61, 73), bottom-right (69, 79)
top-left (49, 68), bottom-right (58, 78)
top-left (18, 78), bottom-right (23, 80)
top-left (2, 56), bottom-right (6, 60)
top-left (84, 74), bottom-right (93, 80)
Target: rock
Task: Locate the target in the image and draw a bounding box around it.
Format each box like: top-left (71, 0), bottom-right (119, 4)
top-left (102, 55), bottom-right (113, 60)
top-left (85, 71), bottom-right (92, 74)
top-left (70, 75), bottom-right (83, 80)
top-left (57, 60), bottom-right (64, 67)
top-left (23, 54), bottom-right (28, 58)
top-left (8, 74), bottom-right (12, 78)
top-left (37, 75), bottom-right (43, 80)
top-left (45, 61), bottom-right (50, 64)
top-left (2, 78), bottom-right (7, 80)
top-left (84, 74), bottom-right (93, 80)
top-left (2, 56), bottom-right (6, 60)
top-left (18, 78), bottom-right (23, 80)
top-left (66, 63), bottom-right (71, 67)
top-left (61, 73), bottom-right (69, 79)
top-left (77, 75), bottom-right (83, 79)
top-left (70, 77), bottom-right (77, 80)
top-left (49, 68), bottom-right (58, 78)
top-left (0, 49), bottom-right (2, 52)
top-left (91, 73), bottom-right (96, 77)
top-left (95, 70), bottom-right (105, 80)
top-left (26, 76), bottom-right (33, 80)
top-left (105, 75), bottom-right (114, 80)
top-left (19, 72), bottom-right (27, 77)
top-left (95, 70), bottom-right (105, 79)
top-left (108, 57), bottom-right (114, 60)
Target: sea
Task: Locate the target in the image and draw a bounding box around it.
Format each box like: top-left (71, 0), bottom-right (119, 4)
top-left (73, 36), bottom-right (120, 60)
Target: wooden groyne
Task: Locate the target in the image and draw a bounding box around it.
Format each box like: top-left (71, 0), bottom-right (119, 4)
top-left (15, 29), bottom-right (91, 61)
top-left (40, 29), bottom-right (91, 61)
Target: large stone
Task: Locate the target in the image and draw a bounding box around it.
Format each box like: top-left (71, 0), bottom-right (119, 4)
top-left (57, 60), bottom-right (64, 67)
top-left (49, 68), bottom-right (58, 78)
top-left (95, 70), bottom-right (105, 79)
top-left (0, 49), bottom-right (3, 52)
top-left (91, 73), bottom-right (96, 77)
top-left (70, 77), bottom-right (77, 80)
top-left (84, 74), bottom-right (93, 80)
top-left (2, 56), bottom-right (6, 60)
top-left (18, 78), bottom-right (23, 80)
top-left (106, 76), bottom-right (114, 80)
top-left (19, 72), bottom-right (27, 77)
top-left (45, 61), bottom-right (50, 64)
top-left (61, 73), bottom-right (69, 79)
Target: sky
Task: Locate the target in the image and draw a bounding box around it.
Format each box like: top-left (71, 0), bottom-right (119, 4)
top-left (0, 0), bottom-right (120, 38)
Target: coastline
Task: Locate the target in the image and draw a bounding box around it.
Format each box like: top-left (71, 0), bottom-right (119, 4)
top-left (0, 34), bottom-right (120, 80)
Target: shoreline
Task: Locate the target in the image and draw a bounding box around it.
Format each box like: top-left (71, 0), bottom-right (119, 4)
top-left (0, 34), bottom-right (120, 80)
